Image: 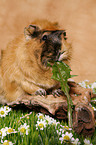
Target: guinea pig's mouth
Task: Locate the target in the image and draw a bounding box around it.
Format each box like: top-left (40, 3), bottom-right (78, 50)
top-left (41, 51), bottom-right (65, 67)
top-left (42, 57), bottom-right (56, 66)
top-left (58, 51), bottom-right (65, 61)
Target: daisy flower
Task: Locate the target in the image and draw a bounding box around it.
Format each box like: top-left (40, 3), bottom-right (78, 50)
top-left (44, 115), bottom-right (53, 124)
top-left (0, 127), bottom-right (8, 139)
top-left (4, 106), bottom-right (11, 113)
top-left (91, 82), bottom-right (96, 89)
top-left (61, 125), bottom-right (72, 131)
top-left (18, 123), bottom-right (30, 135)
top-left (78, 80), bottom-right (90, 88)
top-left (92, 106), bottom-right (96, 111)
top-left (1, 140), bottom-right (14, 145)
top-left (84, 138), bottom-right (93, 145)
top-left (45, 115), bottom-right (60, 126)
top-left (78, 81), bottom-right (87, 88)
top-left (0, 107), bottom-right (8, 117)
top-left (57, 125), bottom-right (72, 136)
top-left (91, 82), bottom-right (96, 94)
top-left (72, 138), bottom-right (81, 145)
top-left (50, 118), bottom-right (60, 126)
top-left (36, 120), bottom-right (47, 130)
top-left (36, 113), bottom-right (44, 120)
top-left (6, 127), bottom-right (17, 135)
top-left (59, 132), bottom-right (73, 144)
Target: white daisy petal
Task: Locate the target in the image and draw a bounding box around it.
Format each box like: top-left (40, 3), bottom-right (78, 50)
top-left (84, 139), bottom-right (93, 145)
top-left (72, 138), bottom-right (81, 145)
top-left (4, 106), bottom-right (11, 113)
top-left (0, 127), bottom-right (8, 139)
top-left (91, 82), bottom-right (96, 89)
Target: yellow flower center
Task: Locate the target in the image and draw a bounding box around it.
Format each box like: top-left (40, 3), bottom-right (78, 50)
top-left (7, 128), bottom-right (14, 133)
top-left (3, 142), bottom-right (9, 145)
top-left (39, 115), bottom-right (44, 119)
top-left (0, 111), bottom-right (5, 115)
top-left (5, 106), bottom-right (9, 111)
top-left (27, 116), bottom-right (29, 119)
top-left (64, 126), bottom-right (69, 130)
top-left (20, 127), bottom-right (26, 133)
top-left (92, 107), bottom-right (94, 110)
top-left (63, 135), bottom-right (70, 141)
top-left (0, 131), bottom-right (2, 136)
top-left (39, 123), bottom-right (44, 128)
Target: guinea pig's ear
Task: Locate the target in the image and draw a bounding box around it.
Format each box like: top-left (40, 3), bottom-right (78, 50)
top-left (24, 25), bottom-right (39, 40)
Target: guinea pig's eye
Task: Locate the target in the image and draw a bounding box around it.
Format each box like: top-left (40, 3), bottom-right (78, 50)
top-left (42, 35), bottom-right (48, 41)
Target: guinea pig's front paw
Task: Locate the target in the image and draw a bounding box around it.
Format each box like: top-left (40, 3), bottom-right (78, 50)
top-left (35, 89), bottom-right (47, 96)
top-left (52, 89), bottom-right (63, 97)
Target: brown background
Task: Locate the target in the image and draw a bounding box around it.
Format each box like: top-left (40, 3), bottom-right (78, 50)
top-left (0, 0), bottom-right (96, 83)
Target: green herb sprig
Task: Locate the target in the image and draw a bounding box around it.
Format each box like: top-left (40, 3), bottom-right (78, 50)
top-left (51, 61), bottom-right (75, 128)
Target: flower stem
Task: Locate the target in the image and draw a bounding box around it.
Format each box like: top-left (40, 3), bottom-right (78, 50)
top-left (65, 89), bottom-right (73, 128)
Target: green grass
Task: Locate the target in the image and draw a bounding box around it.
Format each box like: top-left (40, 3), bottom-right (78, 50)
top-left (0, 109), bottom-right (61, 145)
top-left (0, 106), bottom-right (96, 145)
top-left (0, 80), bottom-right (96, 145)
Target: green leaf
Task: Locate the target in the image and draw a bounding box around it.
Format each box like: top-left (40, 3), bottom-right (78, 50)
top-left (51, 61), bottom-right (76, 127)
top-left (47, 62), bottom-right (52, 67)
top-left (52, 61), bottom-right (72, 95)
top-left (71, 75), bottom-right (78, 78)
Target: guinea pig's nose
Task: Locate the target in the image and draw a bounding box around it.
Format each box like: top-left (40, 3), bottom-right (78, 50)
top-left (55, 30), bottom-right (66, 38)
top-left (58, 30), bottom-right (67, 40)
top-left (56, 30), bottom-right (65, 35)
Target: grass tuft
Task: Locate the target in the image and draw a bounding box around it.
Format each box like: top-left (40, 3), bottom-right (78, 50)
top-left (0, 80), bottom-right (96, 145)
